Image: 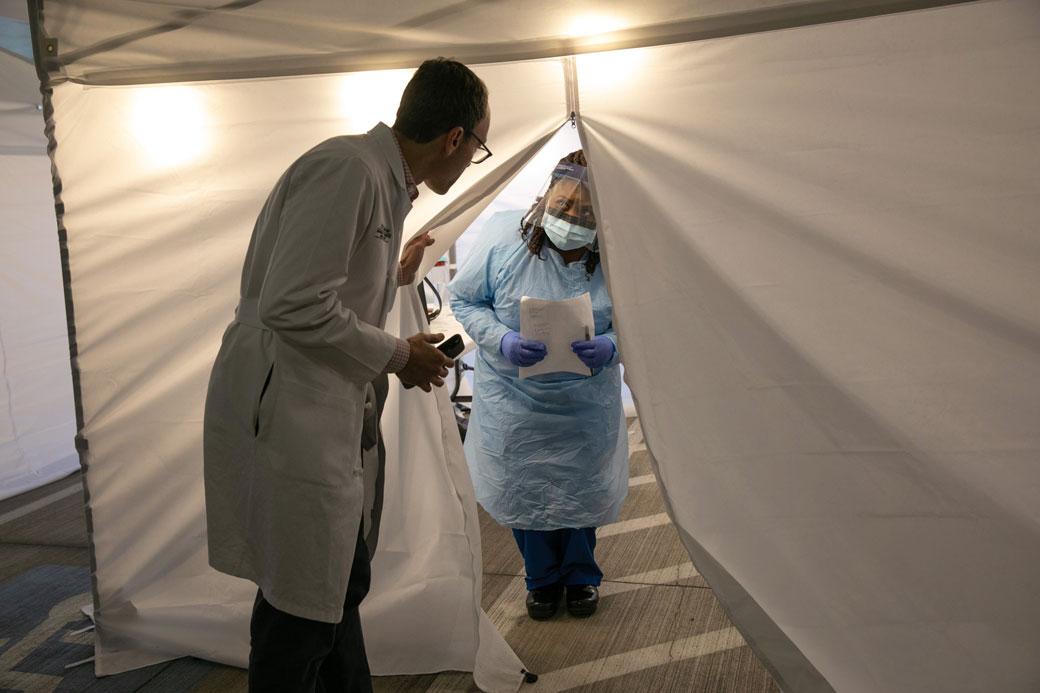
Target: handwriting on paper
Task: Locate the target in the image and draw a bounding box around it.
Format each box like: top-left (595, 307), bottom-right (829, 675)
top-left (519, 293), bottom-right (594, 378)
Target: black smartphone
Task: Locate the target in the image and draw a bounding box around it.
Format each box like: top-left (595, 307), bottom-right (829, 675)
top-left (437, 333), bottom-right (465, 359)
top-left (402, 334), bottom-right (464, 389)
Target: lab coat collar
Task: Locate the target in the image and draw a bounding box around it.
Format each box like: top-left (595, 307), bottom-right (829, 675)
top-left (368, 122), bottom-right (412, 202)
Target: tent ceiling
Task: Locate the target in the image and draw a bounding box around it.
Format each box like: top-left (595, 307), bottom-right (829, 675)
top-left (0, 48), bottom-right (41, 107)
top-left (31, 0), bottom-right (975, 85)
top-left (0, 0), bottom-right (27, 21)
top-left (0, 16), bottom-right (32, 61)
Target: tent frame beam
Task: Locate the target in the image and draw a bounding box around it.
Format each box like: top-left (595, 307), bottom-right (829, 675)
top-left (31, 0), bottom-right (978, 86)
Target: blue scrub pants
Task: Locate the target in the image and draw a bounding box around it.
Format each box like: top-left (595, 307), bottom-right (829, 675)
top-left (512, 527), bottom-right (603, 590)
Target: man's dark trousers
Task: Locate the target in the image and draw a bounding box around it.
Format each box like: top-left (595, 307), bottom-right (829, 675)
top-left (248, 524), bottom-right (373, 693)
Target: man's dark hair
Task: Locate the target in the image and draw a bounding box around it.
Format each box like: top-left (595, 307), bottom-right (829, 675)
top-left (393, 58), bottom-right (488, 143)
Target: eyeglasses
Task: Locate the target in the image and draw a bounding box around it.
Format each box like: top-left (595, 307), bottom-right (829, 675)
top-left (466, 130), bottom-right (492, 164)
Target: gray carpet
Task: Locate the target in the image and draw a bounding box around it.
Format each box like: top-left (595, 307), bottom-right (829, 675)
top-left (1, 420), bottom-right (782, 692)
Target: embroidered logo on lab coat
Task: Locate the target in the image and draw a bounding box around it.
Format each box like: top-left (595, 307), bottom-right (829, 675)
top-left (375, 224), bottom-right (392, 242)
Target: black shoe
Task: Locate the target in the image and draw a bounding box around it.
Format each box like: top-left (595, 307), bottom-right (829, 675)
top-left (526, 584), bottom-right (562, 620)
top-left (565, 585), bottom-right (599, 617)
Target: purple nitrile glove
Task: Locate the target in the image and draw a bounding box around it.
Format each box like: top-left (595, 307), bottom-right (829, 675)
top-left (501, 331), bottom-right (548, 367)
top-left (570, 335), bottom-right (615, 369)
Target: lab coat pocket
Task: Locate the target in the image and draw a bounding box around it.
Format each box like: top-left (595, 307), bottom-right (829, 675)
top-left (360, 375), bottom-right (389, 452)
top-left (257, 376), bottom-right (362, 488)
top-left (253, 361), bottom-right (275, 437)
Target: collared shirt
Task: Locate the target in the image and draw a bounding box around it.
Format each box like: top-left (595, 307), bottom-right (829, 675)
top-left (384, 337), bottom-right (410, 374)
top-left (384, 130), bottom-right (419, 374)
top-left (391, 130), bottom-right (420, 203)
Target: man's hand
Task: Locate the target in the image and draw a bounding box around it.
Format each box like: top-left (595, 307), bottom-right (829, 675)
top-left (396, 332), bottom-right (453, 392)
top-left (398, 233), bottom-right (435, 285)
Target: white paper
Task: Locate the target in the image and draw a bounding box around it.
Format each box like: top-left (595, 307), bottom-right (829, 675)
top-left (518, 293), bottom-right (595, 378)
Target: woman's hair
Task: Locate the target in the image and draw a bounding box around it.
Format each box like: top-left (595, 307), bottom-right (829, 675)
top-left (520, 149), bottom-right (600, 277)
top-left (393, 58), bottom-right (488, 143)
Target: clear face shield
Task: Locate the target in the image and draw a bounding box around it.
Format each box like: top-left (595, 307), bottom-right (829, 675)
top-left (537, 162), bottom-right (598, 251)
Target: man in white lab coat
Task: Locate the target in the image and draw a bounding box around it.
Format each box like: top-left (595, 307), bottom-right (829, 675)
top-left (203, 58), bottom-right (492, 692)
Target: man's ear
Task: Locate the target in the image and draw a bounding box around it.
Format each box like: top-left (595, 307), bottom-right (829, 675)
top-left (443, 126), bottom-right (465, 154)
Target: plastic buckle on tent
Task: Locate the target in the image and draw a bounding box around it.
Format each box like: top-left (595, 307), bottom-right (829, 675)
top-left (569, 111), bottom-right (576, 129)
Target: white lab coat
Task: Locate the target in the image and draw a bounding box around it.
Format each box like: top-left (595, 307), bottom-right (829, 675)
top-left (203, 123), bottom-right (411, 623)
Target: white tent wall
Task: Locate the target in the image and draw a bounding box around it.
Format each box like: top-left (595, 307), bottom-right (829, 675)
top-left (31, 0), bottom-right (1040, 691)
top-left (0, 49), bottom-right (77, 501)
top-left (582, 2), bottom-right (1040, 690)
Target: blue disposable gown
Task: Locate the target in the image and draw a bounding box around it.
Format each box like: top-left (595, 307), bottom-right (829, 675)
top-left (449, 210), bottom-right (628, 530)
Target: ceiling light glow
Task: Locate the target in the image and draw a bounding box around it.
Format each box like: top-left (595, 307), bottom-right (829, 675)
top-left (131, 86), bottom-right (208, 168)
top-left (577, 47), bottom-right (642, 89)
top-left (566, 14), bottom-right (624, 39)
top-left (339, 69), bottom-right (414, 134)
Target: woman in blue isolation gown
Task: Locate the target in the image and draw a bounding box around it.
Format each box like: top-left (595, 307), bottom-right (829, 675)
top-left (449, 150), bottom-right (627, 620)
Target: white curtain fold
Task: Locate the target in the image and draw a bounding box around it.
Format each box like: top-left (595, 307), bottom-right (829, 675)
top-left (582, 2), bottom-right (1040, 690)
top-left (370, 287), bottom-right (526, 692)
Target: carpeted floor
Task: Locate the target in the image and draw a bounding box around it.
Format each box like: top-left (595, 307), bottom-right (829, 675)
top-left (0, 420), bottom-right (780, 692)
